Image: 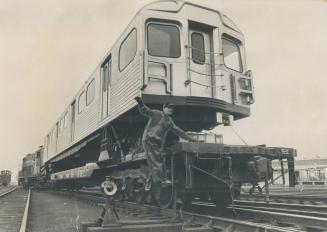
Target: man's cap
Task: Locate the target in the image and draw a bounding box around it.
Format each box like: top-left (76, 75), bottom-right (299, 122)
top-left (163, 102), bottom-right (174, 108)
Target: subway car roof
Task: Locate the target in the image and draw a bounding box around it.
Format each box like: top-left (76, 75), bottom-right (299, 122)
top-left (139, 0), bottom-right (241, 33)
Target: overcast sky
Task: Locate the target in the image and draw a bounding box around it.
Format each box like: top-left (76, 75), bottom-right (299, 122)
top-left (1, 0), bottom-right (327, 178)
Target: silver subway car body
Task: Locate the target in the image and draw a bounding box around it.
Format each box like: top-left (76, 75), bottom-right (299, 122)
top-left (44, 0), bottom-right (254, 164)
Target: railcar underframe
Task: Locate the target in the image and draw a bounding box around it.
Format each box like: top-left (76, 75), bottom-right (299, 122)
top-left (45, 108), bottom-right (296, 207)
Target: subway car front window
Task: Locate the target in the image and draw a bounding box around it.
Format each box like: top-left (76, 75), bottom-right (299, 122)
top-left (147, 23), bottom-right (180, 58)
top-left (222, 36), bottom-right (243, 72)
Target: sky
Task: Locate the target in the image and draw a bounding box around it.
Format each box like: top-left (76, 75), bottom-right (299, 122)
top-left (1, 0), bottom-right (327, 179)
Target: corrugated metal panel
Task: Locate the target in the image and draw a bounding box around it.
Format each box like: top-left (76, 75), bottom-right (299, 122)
top-left (110, 61), bottom-right (140, 118)
top-left (74, 100), bottom-right (99, 142)
top-left (111, 97), bottom-right (138, 120)
top-left (112, 79), bottom-right (139, 101)
top-left (57, 125), bottom-right (70, 154)
top-left (45, 59), bottom-right (141, 163)
top-left (47, 137), bottom-right (57, 160)
top-left (49, 74), bottom-right (101, 159)
top-left (73, 73), bottom-right (100, 143)
top-left (55, 108), bottom-right (72, 158)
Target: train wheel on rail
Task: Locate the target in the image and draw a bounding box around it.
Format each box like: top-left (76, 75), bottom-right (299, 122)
top-left (158, 184), bottom-right (176, 208)
top-left (123, 178), bottom-right (134, 201)
top-left (179, 191), bottom-right (194, 209)
top-left (157, 157), bottom-right (180, 209)
top-left (132, 178), bottom-right (147, 204)
top-left (232, 184), bottom-right (241, 200)
top-left (210, 191), bottom-right (231, 209)
top-left (210, 184), bottom-right (241, 208)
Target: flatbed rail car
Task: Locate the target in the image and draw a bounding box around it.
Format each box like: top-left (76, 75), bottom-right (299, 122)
top-left (49, 134), bottom-right (296, 207)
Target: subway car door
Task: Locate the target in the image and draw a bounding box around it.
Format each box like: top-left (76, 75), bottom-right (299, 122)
top-left (188, 28), bottom-right (213, 98)
top-left (101, 58), bottom-right (111, 120)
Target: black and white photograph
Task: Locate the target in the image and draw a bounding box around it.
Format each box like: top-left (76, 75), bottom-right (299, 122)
top-left (1, 0), bottom-right (327, 231)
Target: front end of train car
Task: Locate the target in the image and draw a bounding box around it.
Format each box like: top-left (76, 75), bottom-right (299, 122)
top-left (140, 1), bottom-right (254, 130)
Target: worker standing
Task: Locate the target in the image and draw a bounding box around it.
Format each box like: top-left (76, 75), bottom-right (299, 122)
top-left (135, 97), bottom-right (197, 191)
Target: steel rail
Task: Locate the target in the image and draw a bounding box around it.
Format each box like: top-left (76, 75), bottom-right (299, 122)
top-left (234, 200), bottom-right (327, 215)
top-left (79, 188), bottom-right (327, 230)
top-left (268, 191), bottom-right (327, 197)
top-left (241, 193), bottom-right (327, 204)
top-left (191, 198), bottom-right (327, 230)
top-left (231, 205), bottom-right (327, 230)
top-left (19, 188), bottom-right (31, 232)
top-left (233, 204), bottom-right (327, 219)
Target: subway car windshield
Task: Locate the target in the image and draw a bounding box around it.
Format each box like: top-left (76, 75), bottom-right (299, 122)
top-left (222, 37), bottom-right (243, 72)
top-left (147, 23), bottom-right (181, 58)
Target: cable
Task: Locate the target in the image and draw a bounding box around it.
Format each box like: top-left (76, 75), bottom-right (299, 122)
top-left (184, 79), bottom-right (226, 89)
top-left (230, 126), bottom-right (248, 145)
top-left (185, 45), bottom-right (222, 55)
top-left (191, 165), bottom-right (229, 186)
top-left (187, 68), bottom-right (225, 78)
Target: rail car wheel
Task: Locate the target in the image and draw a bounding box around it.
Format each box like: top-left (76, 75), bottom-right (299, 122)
top-left (158, 184), bottom-right (176, 208)
top-left (210, 184), bottom-right (241, 208)
top-left (114, 190), bottom-right (124, 201)
top-left (199, 193), bottom-right (210, 201)
top-left (210, 191), bottom-right (231, 208)
top-left (232, 184), bottom-right (241, 200)
top-left (123, 178), bottom-right (134, 201)
top-left (132, 178), bottom-right (147, 204)
top-left (179, 192), bottom-right (194, 209)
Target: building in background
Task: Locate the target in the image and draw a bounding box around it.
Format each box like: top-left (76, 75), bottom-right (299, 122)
top-left (272, 158), bottom-right (327, 185)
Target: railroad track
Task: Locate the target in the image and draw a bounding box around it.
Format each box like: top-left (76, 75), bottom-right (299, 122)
top-left (12, 187), bottom-right (327, 231)
top-left (268, 185), bottom-right (327, 193)
top-left (240, 193), bottom-right (327, 205)
top-left (230, 200), bottom-right (327, 231)
top-left (0, 186), bottom-right (29, 232)
top-left (79, 187), bottom-right (327, 231)
top-left (25, 188), bottom-right (102, 231)
top-left (49, 189), bottom-right (307, 232)
top-left (233, 200), bottom-right (327, 217)
top-left (186, 200), bottom-right (327, 232)
top-left (0, 185), bottom-right (17, 196)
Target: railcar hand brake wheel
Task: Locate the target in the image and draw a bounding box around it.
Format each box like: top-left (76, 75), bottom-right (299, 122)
top-left (101, 179), bottom-right (118, 196)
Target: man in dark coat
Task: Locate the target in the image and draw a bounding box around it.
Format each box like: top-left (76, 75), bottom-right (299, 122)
top-left (135, 97), bottom-right (197, 188)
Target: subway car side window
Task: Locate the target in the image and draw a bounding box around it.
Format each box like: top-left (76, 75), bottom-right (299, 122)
top-left (78, 91), bottom-right (85, 114)
top-left (86, 79), bottom-right (95, 105)
top-left (119, 29), bottom-right (137, 71)
top-left (63, 112), bottom-right (69, 128)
